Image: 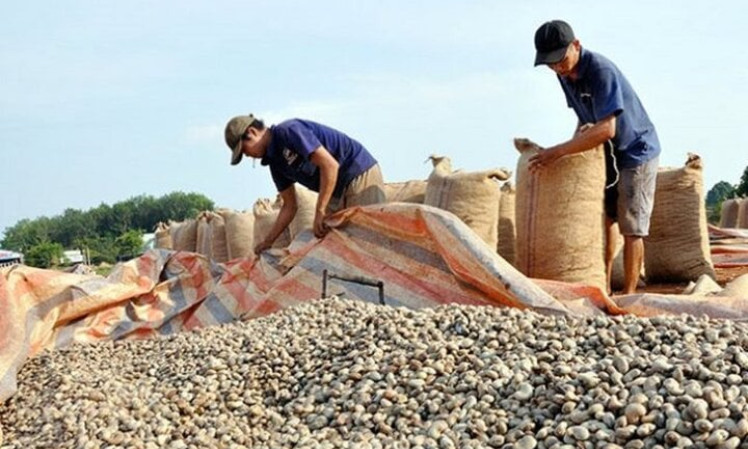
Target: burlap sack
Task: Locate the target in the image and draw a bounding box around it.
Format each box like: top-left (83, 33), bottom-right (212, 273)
top-left (289, 185), bottom-right (319, 239)
top-left (220, 209), bottom-right (255, 260)
top-left (720, 198), bottom-right (740, 228)
top-left (169, 219), bottom-right (197, 252)
top-left (424, 156), bottom-right (509, 249)
top-left (738, 199), bottom-right (748, 229)
top-left (644, 153), bottom-right (715, 282)
top-left (514, 138), bottom-right (607, 291)
top-left (384, 180), bottom-right (427, 204)
top-left (253, 198), bottom-right (292, 249)
top-left (209, 210), bottom-right (230, 263)
top-left (497, 182), bottom-right (516, 266)
top-left (154, 222), bottom-right (172, 249)
top-left (195, 212), bottom-right (213, 259)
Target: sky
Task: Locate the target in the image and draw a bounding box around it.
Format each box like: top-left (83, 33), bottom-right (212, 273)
top-left (1, 0), bottom-right (746, 241)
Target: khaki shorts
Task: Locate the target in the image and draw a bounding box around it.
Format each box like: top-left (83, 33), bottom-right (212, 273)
top-left (328, 164), bottom-right (385, 213)
top-left (605, 156), bottom-right (658, 237)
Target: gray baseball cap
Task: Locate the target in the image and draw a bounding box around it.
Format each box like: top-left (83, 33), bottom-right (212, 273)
top-left (224, 114), bottom-right (256, 165)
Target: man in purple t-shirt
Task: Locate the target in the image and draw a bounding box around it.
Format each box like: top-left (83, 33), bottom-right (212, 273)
top-left (528, 20), bottom-right (661, 295)
top-left (224, 114), bottom-right (385, 253)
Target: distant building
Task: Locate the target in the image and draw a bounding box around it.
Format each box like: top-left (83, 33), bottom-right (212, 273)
top-left (62, 249), bottom-right (85, 265)
top-left (142, 233), bottom-right (156, 252)
top-left (0, 249), bottom-right (24, 268)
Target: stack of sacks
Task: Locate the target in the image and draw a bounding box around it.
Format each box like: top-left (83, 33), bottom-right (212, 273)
top-left (158, 211), bottom-right (249, 262)
top-left (253, 186), bottom-right (319, 249)
top-left (253, 198), bottom-right (292, 249)
top-left (644, 153), bottom-right (715, 283)
top-left (424, 155), bottom-right (510, 249)
top-left (719, 198), bottom-right (740, 228)
top-left (288, 185), bottom-right (319, 240)
top-left (497, 182), bottom-right (516, 267)
top-left (383, 180), bottom-right (427, 204)
top-left (738, 198), bottom-right (748, 229)
top-left (196, 211), bottom-right (214, 260)
top-left (219, 209), bottom-right (255, 260)
top-left (514, 138), bottom-right (607, 292)
top-left (209, 210), bottom-right (230, 263)
top-left (154, 222), bottom-right (172, 249)
top-left (169, 218), bottom-right (198, 252)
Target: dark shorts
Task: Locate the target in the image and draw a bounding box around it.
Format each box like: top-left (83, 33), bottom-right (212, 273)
top-left (605, 153), bottom-right (658, 237)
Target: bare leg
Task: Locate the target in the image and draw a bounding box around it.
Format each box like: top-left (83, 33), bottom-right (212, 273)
top-left (623, 235), bottom-right (644, 294)
top-left (604, 217), bottom-right (617, 295)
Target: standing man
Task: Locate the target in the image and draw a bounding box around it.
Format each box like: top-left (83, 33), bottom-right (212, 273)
top-left (224, 114), bottom-right (385, 254)
top-left (528, 20), bottom-right (661, 295)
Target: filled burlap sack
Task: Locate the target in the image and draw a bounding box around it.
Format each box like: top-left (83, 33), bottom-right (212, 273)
top-left (195, 212), bottom-right (213, 260)
top-left (169, 219), bottom-right (197, 252)
top-left (514, 138), bottom-right (607, 291)
top-left (384, 180), bottom-right (427, 204)
top-left (220, 209), bottom-right (255, 260)
top-left (288, 185), bottom-right (319, 240)
top-left (154, 222), bottom-right (172, 249)
top-left (497, 182), bottom-right (516, 266)
top-left (209, 210), bottom-right (230, 263)
top-left (644, 153), bottom-right (715, 282)
top-left (253, 197), bottom-right (292, 249)
top-left (424, 156), bottom-right (509, 249)
top-left (738, 198), bottom-right (748, 229)
top-left (719, 198), bottom-right (740, 228)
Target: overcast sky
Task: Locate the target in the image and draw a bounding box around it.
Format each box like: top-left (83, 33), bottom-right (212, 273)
top-left (1, 0), bottom-right (746, 241)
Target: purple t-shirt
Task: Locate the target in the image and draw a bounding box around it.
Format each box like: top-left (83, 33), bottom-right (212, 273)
top-left (261, 119), bottom-right (377, 197)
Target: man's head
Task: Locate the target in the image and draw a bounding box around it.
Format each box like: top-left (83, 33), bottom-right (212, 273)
top-left (534, 20), bottom-right (581, 77)
top-left (224, 114), bottom-right (266, 165)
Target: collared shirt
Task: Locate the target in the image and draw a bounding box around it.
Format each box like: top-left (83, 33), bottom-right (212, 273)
top-left (261, 119), bottom-right (377, 197)
top-left (559, 47), bottom-right (661, 168)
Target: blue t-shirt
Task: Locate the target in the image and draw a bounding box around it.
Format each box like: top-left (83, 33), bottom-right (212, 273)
top-left (261, 119), bottom-right (377, 197)
top-left (559, 48), bottom-right (661, 168)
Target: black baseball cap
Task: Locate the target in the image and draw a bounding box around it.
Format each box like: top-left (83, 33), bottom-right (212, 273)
top-left (534, 20), bottom-right (575, 66)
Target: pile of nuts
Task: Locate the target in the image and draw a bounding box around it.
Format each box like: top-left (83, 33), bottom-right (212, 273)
top-left (2, 297), bottom-right (748, 449)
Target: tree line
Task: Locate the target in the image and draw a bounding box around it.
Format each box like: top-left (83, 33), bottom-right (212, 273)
top-left (1, 192), bottom-right (214, 268)
top-left (706, 166), bottom-right (748, 223)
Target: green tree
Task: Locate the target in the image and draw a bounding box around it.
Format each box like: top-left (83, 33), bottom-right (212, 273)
top-left (737, 166), bottom-right (748, 197)
top-left (1, 218), bottom-right (52, 252)
top-left (25, 241), bottom-right (64, 268)
top-left (50, 208), bottom-right (96, 247)
top-left (76, 236), bottom-right (117, 265)
top-left (114, 229), bottom-right (145, 261)
top-left (706, 181), bottom-right (736, 207)
top-left (1, 191), bottom-right (214, 260)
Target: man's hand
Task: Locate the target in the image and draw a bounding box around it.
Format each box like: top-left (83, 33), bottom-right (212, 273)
top-left (313, 209), bottom-right (329, 238)
top-left (528, 147), bottom-right (562, 173)
top-left (253, 239), bottom-right (272, 255)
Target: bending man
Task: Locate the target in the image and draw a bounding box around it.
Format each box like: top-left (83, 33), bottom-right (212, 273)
top-left (224, 114), bottom-right (385, 253)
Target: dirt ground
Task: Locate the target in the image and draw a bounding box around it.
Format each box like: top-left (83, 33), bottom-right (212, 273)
top-left (634, 265), bottom-right (748, 295)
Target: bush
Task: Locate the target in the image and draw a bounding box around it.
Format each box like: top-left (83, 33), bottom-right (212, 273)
top-left (25, 242), bottom-right (64, 268)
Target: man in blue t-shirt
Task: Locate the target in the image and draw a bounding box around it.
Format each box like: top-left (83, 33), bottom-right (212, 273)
top-left (528, 20), bottom-right (661, 295)
top-left (224, 114), bottom-right (385, 253)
